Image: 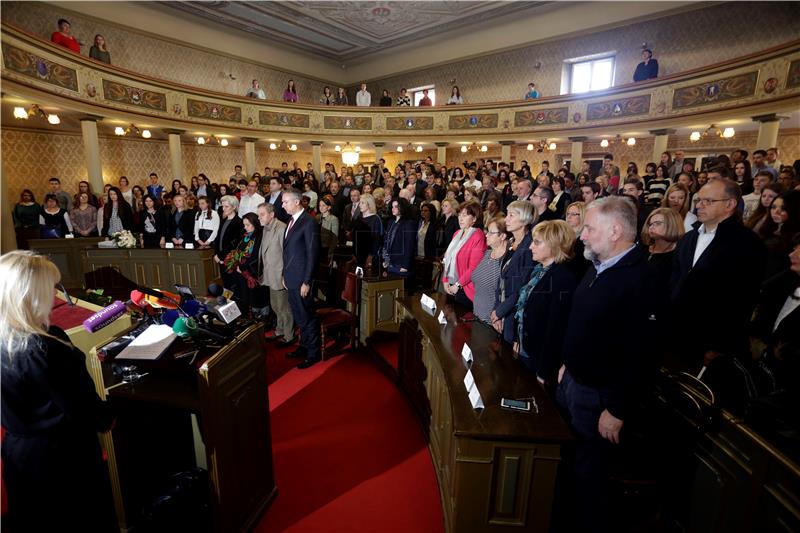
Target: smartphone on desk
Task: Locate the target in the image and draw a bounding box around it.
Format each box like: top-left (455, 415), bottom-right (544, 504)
top-left (500, 398), bottom-right (531, 412)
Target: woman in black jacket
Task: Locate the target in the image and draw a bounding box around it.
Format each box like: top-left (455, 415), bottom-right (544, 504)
top-left (138, 194), bottom-right (168, 247)
top-left (436, 198), bottom-right (460, 256)
top-left (166, 194), bottom-right (196, 246)
top-left (0, 251), bottom-right (116, 532)
top-left (515, 220), bottom-right (580, 387)
top-left (224, 212), bottom-right (262, 312)
top-left (214, 195), bottom-right (244, 290)
top-left (100, 186), bottom-right (134, 237)
top-left (418, 202), bottom-right (439, 259)
top-left (382, 197), bottom-right (417, 277)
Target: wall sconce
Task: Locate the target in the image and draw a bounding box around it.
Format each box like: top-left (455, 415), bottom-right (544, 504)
top-left (600, 139), bottom-right (610, 148)
top-left (548, 142), bottom-right (557, 150)
top-left (690, 124), bottom-right (735, 142)
top-left (334, 145), bottom-right (342, 152)
top-left (626, 137), bottom-right (636, 146)
top-left (397, 145), bottom-right (404, 153)
top-left (14, 104), bottom-right (60, 124)
top-left (461, 145), bottom-right (468, 153)
top-left (722, 127), bottom-right (735, 139)
top-left (114, 123), bottom-right (150, 138)
top-left (416, 145), bottom-right (423, 153)
top-left (526, 143), bottom-right (534, 151)
top-left (268, 140), bottom-right (297, 151)
top-left (197, 136), bottom-right (206, 145)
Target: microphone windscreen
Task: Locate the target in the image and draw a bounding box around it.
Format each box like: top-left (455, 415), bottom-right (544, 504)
top-left (162, 309), bottom-right (180, 327)
top-left (180, 299), bottom-right (203, 317)
top-left (207, 283), bottom-right (224, 297)
top-left (130, 290), bottom-right (147, 307)
top-left (83, 300), bottom-right (127, 333)
top-left (172, 317), bottom-right (198, 338)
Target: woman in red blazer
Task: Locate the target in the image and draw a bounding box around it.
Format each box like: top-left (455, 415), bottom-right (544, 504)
top-left (442, 201), bottom-right (487, 309)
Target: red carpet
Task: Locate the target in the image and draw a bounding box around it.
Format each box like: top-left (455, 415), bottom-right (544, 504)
top-left (256, 350), bottom-right (444, 533)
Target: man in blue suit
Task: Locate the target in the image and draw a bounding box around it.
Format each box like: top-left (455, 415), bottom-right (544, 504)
top-left (282, 189), bottom-right (322, 368)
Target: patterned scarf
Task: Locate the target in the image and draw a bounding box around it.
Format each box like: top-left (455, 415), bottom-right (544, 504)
top-left (225, 231), bottom-right (256, 273)
top-left (514, 263), bottom-right (551, 358)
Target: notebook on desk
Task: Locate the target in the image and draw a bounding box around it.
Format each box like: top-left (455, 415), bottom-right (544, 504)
top-left (116, 324), bottom-right (177, 360)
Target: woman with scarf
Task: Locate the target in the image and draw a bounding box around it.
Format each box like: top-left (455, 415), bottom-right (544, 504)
top-left (442, 201), bottom-right (486, 310)
top-left (224, 212), bottom-right (262, 313)
top-left (515, 220), bottom-right (580, 388)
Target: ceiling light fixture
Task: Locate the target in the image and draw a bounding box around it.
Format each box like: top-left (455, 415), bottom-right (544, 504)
top-left (626, 137), bottom-right (636, 146)
top-left (13, 104), bottom-right (60, 125)
top-left (341, 142), bottom-right (359, 165)
top-left (690, 124), bottom-right (736, 142)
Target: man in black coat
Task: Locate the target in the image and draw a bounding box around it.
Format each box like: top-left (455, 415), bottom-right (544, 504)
top-left (557, 196), bottom-right (652, 532)
top-left (281, 189), bottom-right (321, 368)
top-left (265, 177), bottom-right (289, 223)
top-left (670, 179), bottom-right (766, 406)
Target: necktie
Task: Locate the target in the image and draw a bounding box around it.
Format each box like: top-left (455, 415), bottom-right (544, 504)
top-left (286, 216), bottom-right (296, 236)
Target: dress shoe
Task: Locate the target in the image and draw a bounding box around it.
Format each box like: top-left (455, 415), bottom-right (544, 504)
top-left (285, 349), bottom-right (307, 359)
top-left (297, 358), bottom-right (320, 369)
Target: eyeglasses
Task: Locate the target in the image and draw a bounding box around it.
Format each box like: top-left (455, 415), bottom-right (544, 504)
top-left (695, 197), bottom-right (731, 206)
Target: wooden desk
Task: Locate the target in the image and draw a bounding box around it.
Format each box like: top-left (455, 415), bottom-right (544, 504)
top-left (86, 321), bottom-right (276, 532)
top-left (359, 274), bottom-right (405, 343)
top-left (81, 246), bottom-right (217, 299)
top-left (395, 293), bottom-right (571, 533)
top-left (29, 237), bottom-right (105, 289)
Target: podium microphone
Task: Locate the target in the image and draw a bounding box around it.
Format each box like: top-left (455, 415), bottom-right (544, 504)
top-left (172, 316), bottom-right (227, 342)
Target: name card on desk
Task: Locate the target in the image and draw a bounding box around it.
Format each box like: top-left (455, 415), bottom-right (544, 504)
top-left (463, 369), bottom-right (475, 391)
top-left (420, 293), bottom-right (436, 312)
top-left (437, 310), bottom-right (447, 325)
top-left (461, 344), bottom-right (473, 365)
top-left (468, 383), bottom-right (484, 410)
top-left (184, 243), bottom-right (194, 249)
top-left (65, 233), bottom-right (74, 238)
top-left (165, 242), bottom-right (175, 249)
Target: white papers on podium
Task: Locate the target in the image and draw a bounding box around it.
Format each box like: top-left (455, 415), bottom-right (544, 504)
top-left (165, 242), bottom-right (175, 249)
top-left (437, 310), bottom-right (447, 325)
top-left (184, 243), bottom-right (194, 249)
top-left (461, 344), bottom-right (473, 364)
top-left (117, 324), bottom-right (177, 360)
top-left (463, 369), bottom-right (483, 410)
top-left (420, 293), bottom-right (436, 312)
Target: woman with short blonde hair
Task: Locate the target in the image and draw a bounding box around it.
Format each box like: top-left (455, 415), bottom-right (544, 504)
top-left (531, 218), bottom-right (576, 264)
top-left (0, 251), bottom-right (116, 530)
top-left (661, 183), bottom-right (690, 218)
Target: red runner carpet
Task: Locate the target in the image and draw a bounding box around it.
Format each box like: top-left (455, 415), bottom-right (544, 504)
top-left (256, 347), bottom-right (444, 533)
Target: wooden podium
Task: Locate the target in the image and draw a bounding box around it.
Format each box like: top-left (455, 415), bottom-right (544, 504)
top-left (86, 321), bottom-right (276, 532)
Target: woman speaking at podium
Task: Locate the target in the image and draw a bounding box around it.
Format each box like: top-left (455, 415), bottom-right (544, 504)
top-left (0, 251), bottom-right (117, 532)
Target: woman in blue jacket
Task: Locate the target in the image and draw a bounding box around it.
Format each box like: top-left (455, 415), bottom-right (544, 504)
top-left (382, 197), bottom-right (417, 277)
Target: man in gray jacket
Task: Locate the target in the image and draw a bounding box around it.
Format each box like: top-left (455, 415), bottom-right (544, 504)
top-left (257, 202), bottom-right (294, 343)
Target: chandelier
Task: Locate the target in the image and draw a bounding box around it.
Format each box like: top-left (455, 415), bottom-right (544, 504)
top-left (690, 124), bottom-right (735, 142)
top-left (13, 104), bottom-right (60, 124)
top-left (341, 142), bottom-right (359, 165)
top-left (115, 123), bottom-right (151, 138)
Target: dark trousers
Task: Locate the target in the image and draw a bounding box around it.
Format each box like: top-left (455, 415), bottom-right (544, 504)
top-left (288, 285), bottom-right (321, 361)
top-left (556, 370), bottom-right (614, 533)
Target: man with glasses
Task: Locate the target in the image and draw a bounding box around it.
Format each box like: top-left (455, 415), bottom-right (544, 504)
top-left (670, 179), bottom-right (766, 409)
top-left (531, 186), bottom-right (557, 224)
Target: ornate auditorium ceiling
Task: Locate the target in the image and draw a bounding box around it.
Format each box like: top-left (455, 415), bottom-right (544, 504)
top-left (156, 1), bottom-right (546, 64)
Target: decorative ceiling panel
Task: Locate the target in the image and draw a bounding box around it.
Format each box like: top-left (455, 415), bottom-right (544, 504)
top-left (157, 1), bottom-right (546, 63)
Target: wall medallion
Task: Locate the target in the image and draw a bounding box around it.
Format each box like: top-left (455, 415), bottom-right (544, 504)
top-left (764, 77), bottom-right (778, 94)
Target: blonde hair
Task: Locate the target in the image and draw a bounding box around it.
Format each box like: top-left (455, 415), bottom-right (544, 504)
top-left (0, 251), bottom-right (63, 355)
top-left (506, 200), bottom-right (536, 227)
top-left (661, 183), bottom-right (690, 217)
top-left (640, 207), bottom-right (685, 246)
top-left (532, 220), bottom-right (576, 264)
top-left (566, 201), bottom-right (587, 233)
top-left (360, 193), bottom-right (377, 214)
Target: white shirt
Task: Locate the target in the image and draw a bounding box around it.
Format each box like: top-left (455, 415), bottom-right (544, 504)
top-left (194, 209), bottom-right (220, 243)
top-left (775, 288), bottom-right (800, 331)
top-left (238, 192), bottom-right (264, 217)
top-left (692, 224), bottom-right (716, 267)
top-left (246, 88), bottom-right (266, 99)
top-left (463, 178), bottom-right (482, 192)
top-left (285, 210), bottom-right (303, 239)
top-left (356, 90), bottom-right (371, 107)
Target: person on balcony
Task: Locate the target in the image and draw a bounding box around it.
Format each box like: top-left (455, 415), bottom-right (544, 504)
top-left (447, 86), bottom-right (463, 105)
top-left (320, 86), bottom-right (335, 105)
top-left (283, 79), bottom-right (298, 103)
top-left (246, 79), bottom-right (266, 100)
top-left (524, 82), bottom-right (539, 100)
top-left (633, 48), bottom-right (659, 82)
top-left (356, 83), bottom-right (371, 107)
top-left (50, 18), bottom-right (80, 53)
top-left (89, 34), bottom-right (110, 64)
top-left (396, 88), bottom-right (412, 107)
top-left (335, 87), bottom-right (349, 106)
top-left (418, 89), bottom-right (433, 106)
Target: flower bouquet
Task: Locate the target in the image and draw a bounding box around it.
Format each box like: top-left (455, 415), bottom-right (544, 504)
top-left (112, 230), bottom-right (140, 249)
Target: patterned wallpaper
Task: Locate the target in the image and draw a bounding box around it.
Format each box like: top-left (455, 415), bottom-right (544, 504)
top-left (361, 2), bottom-right (800, 103)
top-left (1, 1), bottom-right (337, 102)
top-left (4, 129), bottom-right (798, 204)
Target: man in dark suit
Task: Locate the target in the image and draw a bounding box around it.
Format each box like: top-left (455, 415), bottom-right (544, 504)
top-left (340, 188), bottom-right (362, 244)
top-left (281, 189), bottom-right (322, 368)
top-left (670, 178), bottom-right (766, 407)
top-left (328, 181), bottom-right (346, 220)
top-left (265, 177), bottom-right (289, 223)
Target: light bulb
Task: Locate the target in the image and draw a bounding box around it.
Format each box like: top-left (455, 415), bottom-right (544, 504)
top-left (354, 145), bottom-right (361, 152)
top-left (600, 139), bottom-right (609, 148)
top-left (689, 131), bottom-right (701, 142)
top-left (461, 145), bottom-right (468, 153)
top-left (47, 114), bottom-right (60, 125)
top-left (722, 127), bottom-right (735, 138)
top-left (548, 142), bottom-right (557, 150)
top-left (480, 145), bottom-right (488, 152)
top-left (269, 143), bottom-right (277, 150)
top-left (197, 137), bottom-right (205, 145)
top-left (114, 126), bottom-right (125, 136)
top-left (13, 107), bottom-right (28, 119)
top-left (526, 143), bottom-right (534, 151)
top-left (220, 138), bottom-right (228, 146)
top-left (416, 145), bottom-right (423, 152)
top-left (626, 137), bottom-right (636, 146)
top-left (290, 144), bottom-right (297, 151)
top-left (141, 129), bottom-right (152, 138)
top-left (397, 146), bottom-right (403, 152)
top-left (334, 145), bottom-right (341, 152)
